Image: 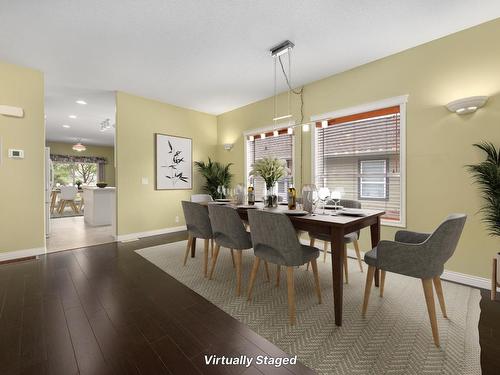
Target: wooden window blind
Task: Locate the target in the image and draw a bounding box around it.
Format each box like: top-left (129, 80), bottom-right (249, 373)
top-left (246, 132), bottom-right (293, 201)
top-left (314, 106), bottom-right (402, 223)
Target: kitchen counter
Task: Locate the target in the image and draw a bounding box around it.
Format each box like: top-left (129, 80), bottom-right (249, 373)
top-left (83, 187), bottom-right (116, 227)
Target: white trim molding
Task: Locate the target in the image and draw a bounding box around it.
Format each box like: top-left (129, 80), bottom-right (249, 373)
top-left (116, 225), bottom-right (187, 242)
top-left (0, 247), bottom-right (46, 262)
top-left (310, 95), bottom-right (408, 228)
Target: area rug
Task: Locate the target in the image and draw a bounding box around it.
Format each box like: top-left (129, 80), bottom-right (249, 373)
top-left (136, 241), bottom-right (481, 375)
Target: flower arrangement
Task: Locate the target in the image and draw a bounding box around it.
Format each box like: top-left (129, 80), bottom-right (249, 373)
top-left (249, 157), bottom-right (289, 190)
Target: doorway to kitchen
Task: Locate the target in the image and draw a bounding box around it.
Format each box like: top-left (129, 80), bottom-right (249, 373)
top-left (44, 88), bottom-right (116, 252)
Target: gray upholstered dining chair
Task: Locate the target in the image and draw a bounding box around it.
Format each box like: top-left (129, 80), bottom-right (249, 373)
top-left (207, 204), bottom-right (270, 296)
top-left (247, 210), bottom-right (322, 325)
top-left (362, 213), bottom-right (466, 347)
top-left (191, 194), bottom-right (213, 203)
top-left (181, 201), bottom-right (214, 277)
top-left (308, 199), bottom-right (364, 282)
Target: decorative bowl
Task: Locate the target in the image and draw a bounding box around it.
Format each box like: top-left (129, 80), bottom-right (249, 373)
top-left (96, 183), bottom-right (108, 188)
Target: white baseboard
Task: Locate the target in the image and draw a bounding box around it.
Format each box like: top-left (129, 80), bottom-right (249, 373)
top-left (0, 247), bottom-right (46, 262)
top-left (116, 225), bottom-right (187, 242)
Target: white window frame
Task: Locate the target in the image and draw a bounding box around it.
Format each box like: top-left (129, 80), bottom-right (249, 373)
top-left (243, 122), bottom-right (296, 190)
top-left (310, 95), bottom-right (408, 228)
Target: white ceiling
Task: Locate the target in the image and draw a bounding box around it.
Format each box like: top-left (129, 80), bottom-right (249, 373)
top-left (1, 1), bottom-right (500, 125)
top-left (44, 87), bottom-right (115, 146)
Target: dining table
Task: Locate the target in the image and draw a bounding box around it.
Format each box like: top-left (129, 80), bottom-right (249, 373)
top-left (199, 201), bottom-right (385, 327)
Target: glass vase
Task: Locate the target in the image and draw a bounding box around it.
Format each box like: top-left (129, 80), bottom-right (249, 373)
top-left (265, 184), bottom-right (278, 208)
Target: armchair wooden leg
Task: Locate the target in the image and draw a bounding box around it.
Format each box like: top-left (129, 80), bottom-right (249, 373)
top-left (69, 201), bottom-right (79, 214)
top-left (492, 258), bottom-right (497, 301)
top-left (323, 241), bottom-right (328, 263)
top-left (353, 240), bottom-right (363, 272)
top-left (208, 244), bottom-right (220, 280)
top-left (433, 276), bottom-right (447, 318)
top-left (310, 258), bottom-right (322, 304)
top-left (306, 238), bottom-right (315, 271)
top-left (263, 261), bottom-right (270, 282)
top-left (276, 265), bottom-right (281, 287)
top-left (286, 267), bottom-right (296, 325)
top-left (235, 250), bottom-right (243, 296)
top-left (203, 239), bottom-right (209, 278)
top-left (362, 266), bottom-right (376, 317)
top-left (380, 270), bottom-right (386, 297)
top-left (343, 244), bottom-right (349, 284)
top-left (211, 239), bottom-right (214, 258)
top-left (422, 278), bottom-right (440, 347)
top-left (230, 249), bottom-right (235, 268)
top-left (247, 257), bottom-right (261, 300)
top-left (183, 236), bottom-right (193, 266)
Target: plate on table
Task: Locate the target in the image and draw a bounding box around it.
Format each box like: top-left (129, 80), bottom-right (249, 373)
top-left (340, 208), bottom-right (366, 217)
top-left (215, 198), bottom-right (231, 202)
top-left (282, 210), bottom-right (308, 216)
top-left (324, 205), bottom-right (343, 210)
top-left (237, 205), bottom-right (258, 209)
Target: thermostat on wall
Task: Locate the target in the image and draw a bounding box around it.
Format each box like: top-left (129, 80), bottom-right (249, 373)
top-left (8, 149), bottom-right (24, 159)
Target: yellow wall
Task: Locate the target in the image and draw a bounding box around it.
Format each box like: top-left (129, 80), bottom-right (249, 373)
top-left (115, 92), bottom-right (217, 236)
top-left (217, 19), bottom-right (500, 279)
top-left (0, 62), bottom-right (45, 253)
top-left (46, 141), bottom-right (116, 186)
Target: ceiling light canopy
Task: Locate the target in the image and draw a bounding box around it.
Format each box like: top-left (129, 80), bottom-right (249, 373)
top-left (72, 140), bottom-right (86, 152)
top-left (446, 96), bottom-right (488, 115)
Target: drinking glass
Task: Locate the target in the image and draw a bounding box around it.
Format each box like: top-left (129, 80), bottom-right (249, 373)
top-left (318, 187), bottom-right (330, 214)
top-left (330, 190), bottom-right (342, 215)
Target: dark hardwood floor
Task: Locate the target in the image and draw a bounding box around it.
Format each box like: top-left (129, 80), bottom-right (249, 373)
top-left (0, 233), bottom-right (498, 374)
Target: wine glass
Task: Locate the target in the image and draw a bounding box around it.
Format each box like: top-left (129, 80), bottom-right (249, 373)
top-left (330, 190), bottom-right (342, 215)
top-left (318, 187), bottom-right (330, 214)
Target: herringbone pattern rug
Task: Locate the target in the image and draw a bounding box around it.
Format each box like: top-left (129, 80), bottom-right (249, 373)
top-left (136, 241), bottom-right (481, 374)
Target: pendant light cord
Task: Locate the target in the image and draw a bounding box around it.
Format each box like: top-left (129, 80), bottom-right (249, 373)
top-left (278, 55), bottom-right (304, 125)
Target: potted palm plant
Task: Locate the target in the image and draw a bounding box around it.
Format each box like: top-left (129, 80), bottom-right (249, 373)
top-left (250, 157), bottom-right (289, 208)
top-left (194, 158), bottom-right (233, 199)
top-left (466, 141), bottom-right (500, 300)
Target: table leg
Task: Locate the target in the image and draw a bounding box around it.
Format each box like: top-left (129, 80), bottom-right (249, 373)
top-left (191, 237), bottom-right (197, 258)
top-left (331, 227), bottom-right (345, 326)
top-left (370, 216), bottom-right (381, 287)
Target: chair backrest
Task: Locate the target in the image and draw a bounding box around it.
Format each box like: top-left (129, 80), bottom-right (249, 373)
top-left (326, 198), bottom-right (361, 209)
top-left (191, 194), bottom-right (213, 203)
top-left (60, 186), bottom-right (78, 200)
top-left (181, 201), bottom-right (213, 239)
top-left (208, 205), bottom-right (252, 250)
top-left (424, 214), bottom-right (467, 270)
top-left (247, 210), bottom-right (303, 266)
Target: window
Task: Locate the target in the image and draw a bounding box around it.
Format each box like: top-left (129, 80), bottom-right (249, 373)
top-left (53, 162), bottom-right (99, 186)
top-left (313, 101), bottom-right (405, 226)
top-left (359, 159), bottom-right (388, 200)
top-left (245, 128), bottom-right (294, 202)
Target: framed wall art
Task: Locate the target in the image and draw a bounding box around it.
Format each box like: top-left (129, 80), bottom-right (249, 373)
top-left (155, 133), bottom-right (192, 190)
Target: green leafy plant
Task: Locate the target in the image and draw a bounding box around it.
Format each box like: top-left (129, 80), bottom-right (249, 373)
top-left (249, 157), bottom-right (289, 190)
top-left (466, 141), bottom-right (500, 237)
top-left (194, 158), bottom-right (233, 199)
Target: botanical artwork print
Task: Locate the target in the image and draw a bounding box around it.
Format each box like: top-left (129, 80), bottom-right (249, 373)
top-left (156, 134), bottom-right (192, 190)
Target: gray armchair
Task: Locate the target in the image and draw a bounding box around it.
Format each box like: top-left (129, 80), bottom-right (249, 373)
top-left (247, 210), bottom-right (322, 325)
top-left (308, 199), bottom-right (364, 282)
top-left (181, 201), bottom-right (214, 277)
top-left (362, 214), bottom-right (466, 347)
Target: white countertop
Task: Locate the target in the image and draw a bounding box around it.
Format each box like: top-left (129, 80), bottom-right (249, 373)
top-left (83, 186), bottom-right (116, 191)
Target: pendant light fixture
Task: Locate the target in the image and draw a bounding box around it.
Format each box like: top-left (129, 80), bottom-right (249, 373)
top-left (72, 139), bottom-right (86, 152)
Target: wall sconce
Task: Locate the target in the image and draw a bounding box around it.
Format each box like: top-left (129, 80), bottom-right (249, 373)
top-left (0, 105), bottom-right (24, 118)
top-left (223, 143), bottom-right (233, 151)
top-left (446, 96), bottom-right (488, 115)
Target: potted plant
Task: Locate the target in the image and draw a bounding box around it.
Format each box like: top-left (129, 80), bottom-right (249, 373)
top-left (194, 158), bottom-right (233, 199)
top-left (250, 157), bottom-right (289, 208)
top-left (466, 141), bottom-right (500, 299)
top-left (75, 180), bottom-right (82, 189)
